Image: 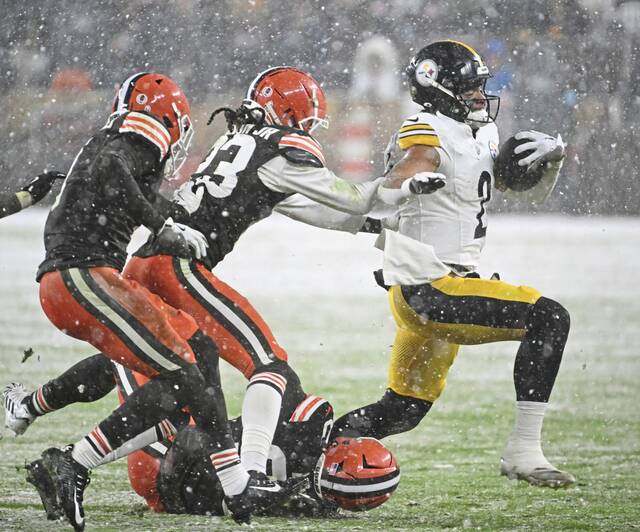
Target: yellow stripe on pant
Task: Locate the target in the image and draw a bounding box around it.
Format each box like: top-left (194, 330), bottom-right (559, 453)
top-left (387, 275), bottom-right (541, 402)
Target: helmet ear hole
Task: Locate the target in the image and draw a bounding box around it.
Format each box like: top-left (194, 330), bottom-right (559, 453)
top-left (163, 116), bottom-right (173, 129)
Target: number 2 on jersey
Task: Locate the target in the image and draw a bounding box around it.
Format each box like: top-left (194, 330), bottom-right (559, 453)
top-left (194, 135), bottom-right (256, 198)
top-left (474, 171), bottom-right (491, 239)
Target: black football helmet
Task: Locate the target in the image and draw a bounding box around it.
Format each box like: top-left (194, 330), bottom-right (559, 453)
top-left (406, 40), bottom-right (500, 127)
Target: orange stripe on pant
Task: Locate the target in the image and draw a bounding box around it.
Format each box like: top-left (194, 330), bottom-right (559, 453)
top-left (39, 267), bottom-right (198, 378)
top-left (124, 255), bottom-right (288, 378)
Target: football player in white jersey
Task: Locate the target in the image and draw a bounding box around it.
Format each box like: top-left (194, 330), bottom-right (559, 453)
top-left (331, 40), bottom-right (574, 488)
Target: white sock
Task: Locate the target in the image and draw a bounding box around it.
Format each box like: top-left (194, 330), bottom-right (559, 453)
top-left (211, 448), bottom-right (249, 496)
top-left (96, 420), bottom-right (175, 466)
top-left (72, 427), bottom-right (114, 469)
top-left (241, 375), bottom-right (285, 474)
top-left (503, 401), bottom-right (550, 465)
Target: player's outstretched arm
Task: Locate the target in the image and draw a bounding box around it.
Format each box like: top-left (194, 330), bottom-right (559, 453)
top-left (0, 171), bottom-right (65, 219)
top-left (376, 144), bottom-right (446, 205)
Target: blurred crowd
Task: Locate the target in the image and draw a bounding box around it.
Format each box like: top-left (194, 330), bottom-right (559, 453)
top-left (1, 0), bottom-right (639, 214)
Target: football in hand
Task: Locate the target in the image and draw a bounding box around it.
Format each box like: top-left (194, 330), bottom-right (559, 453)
top-left (493, 135), bottom-right (546, 192)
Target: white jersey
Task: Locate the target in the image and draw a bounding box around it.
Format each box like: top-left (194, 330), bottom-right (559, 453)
top-left (378, 111), bottom-right (499, 284)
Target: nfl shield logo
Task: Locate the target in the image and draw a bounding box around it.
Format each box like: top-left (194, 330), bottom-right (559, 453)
top-left (489, 140), bottom-right (498, 160)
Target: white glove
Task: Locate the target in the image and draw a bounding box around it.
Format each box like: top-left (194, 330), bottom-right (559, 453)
top-left (514, 130), bottom-right (566, 167)
top-left (401, 172), bottom-right (447, 194)
top-left (161, 218), bottom-right (209, 260)
top-left (173, 181), bottom-right (205, 215)
top-left (383, 132), bottom-right (401, 175)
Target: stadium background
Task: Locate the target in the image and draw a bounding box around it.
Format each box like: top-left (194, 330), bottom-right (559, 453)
top-left (1, 0), bottom-right (639, 214)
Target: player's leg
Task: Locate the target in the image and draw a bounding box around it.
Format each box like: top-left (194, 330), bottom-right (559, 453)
top-left (157, 426), bottom-right (226, 515)
top-left (126, 255), bottom-right (294, 476)
top-left (397, 276), bottom-right (573, 486)
top-left (332, 326), bottom-right (457, 439)
top-left (3, 353), bottom-right (115, 435)
top-left (38, 268), bottom-right (248, 528)
top-left (501, 296), bottom-right (572, 486)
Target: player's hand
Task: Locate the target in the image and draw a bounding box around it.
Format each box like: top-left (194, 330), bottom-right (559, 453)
top-left (160, 218), bottom-right (209, 260)
top-left (174, 181), bottom-right (204, 214)
top-left (403, 172), bottom-right (446, 194)
top-left (514, 130), bottom-right (565, 167)
top-left (21, 171), bottom-right (65, 203)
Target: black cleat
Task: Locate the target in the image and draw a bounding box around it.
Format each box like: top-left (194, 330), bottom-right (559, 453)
top-left (223, 471), bottom-right (309, 524)
top-left (41, 447), bottom-right (90, 531)
top-left (25, 458), bottom-right (63, 520)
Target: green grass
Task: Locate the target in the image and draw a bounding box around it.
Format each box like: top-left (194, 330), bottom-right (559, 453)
top-left (1, 212), bottom-right (639, 530)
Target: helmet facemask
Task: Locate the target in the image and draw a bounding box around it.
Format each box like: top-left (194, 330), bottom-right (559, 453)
top-left (164, 103), bottom-right (194, 180)
top-left (456, 78), bottom-right (500, 128)
top-left (298, 86), bottom-right (329, 133)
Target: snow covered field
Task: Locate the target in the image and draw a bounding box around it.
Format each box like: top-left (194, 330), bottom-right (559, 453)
top-left (1, 209), bottom-right (639, 530)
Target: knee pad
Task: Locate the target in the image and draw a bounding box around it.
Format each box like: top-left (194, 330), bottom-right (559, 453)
top-left (380, 389), bottom-right (431, 433)
top-left (527, 297), bottom-right (570, 338)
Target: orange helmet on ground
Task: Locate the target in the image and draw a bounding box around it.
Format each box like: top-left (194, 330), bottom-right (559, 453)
top-left (246, 67), bottom-right (328, 133)
top-left (313, 437), bottom-right (400, 511)
top-left (113, 72), bottom-right (193, 176)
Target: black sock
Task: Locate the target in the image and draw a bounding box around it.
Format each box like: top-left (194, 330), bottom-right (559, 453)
top-left (25, 353), bottom-right (115, 417)
top-left (332, 389), bottom-right (431, 440)
top-left (514, 297), bottom-right (570, 402)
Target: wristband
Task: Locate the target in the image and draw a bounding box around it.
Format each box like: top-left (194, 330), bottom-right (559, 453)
top-left (15, 191), bottom-right (33, 209)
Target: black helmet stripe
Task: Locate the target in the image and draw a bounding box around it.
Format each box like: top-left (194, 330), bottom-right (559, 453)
top-left (114, 72), bottom-right (150, 113)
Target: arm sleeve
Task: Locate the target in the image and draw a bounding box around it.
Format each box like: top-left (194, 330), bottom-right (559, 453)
top-left (98, 151), bottom-right (166, 233)
top-left (259, 156), bottom-right (383, 215)
top-left (0, 191), bottom-right (23, 219)
top-left (274, 194), bottom-right (367, 234)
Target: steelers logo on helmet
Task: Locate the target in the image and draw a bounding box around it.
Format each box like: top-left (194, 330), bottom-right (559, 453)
top-left (415, 59), bottom-right (438, 87)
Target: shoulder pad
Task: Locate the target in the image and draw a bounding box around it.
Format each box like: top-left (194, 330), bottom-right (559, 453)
top-left (397, 113), bottom-right (441, 151)
top-left (118, 111), bottom-right (171, 161)
top-left (278, 132), bottom-right (325, 168)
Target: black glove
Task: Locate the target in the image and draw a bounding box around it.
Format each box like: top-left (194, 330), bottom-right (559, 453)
top-left (406, 172), bottom-right (446, 194)
top-left (21, 171), bottom-right (65, 203)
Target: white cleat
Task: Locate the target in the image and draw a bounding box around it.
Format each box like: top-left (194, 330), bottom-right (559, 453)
top-left (500, 457), bottom-right (575, 488)
top-left (3, 383), bottom-right (35, 436)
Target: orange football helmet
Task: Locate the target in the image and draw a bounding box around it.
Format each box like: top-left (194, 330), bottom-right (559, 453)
top-left (112, 72), bottom-right (193, 176)
top-left (313, 437), bottom-right (400, 511)
top-left (246, 67), bottom-right (328, 133)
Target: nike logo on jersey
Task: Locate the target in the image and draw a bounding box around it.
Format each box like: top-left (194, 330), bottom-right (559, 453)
top-left (405, 117), bottom-right (420, 123)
